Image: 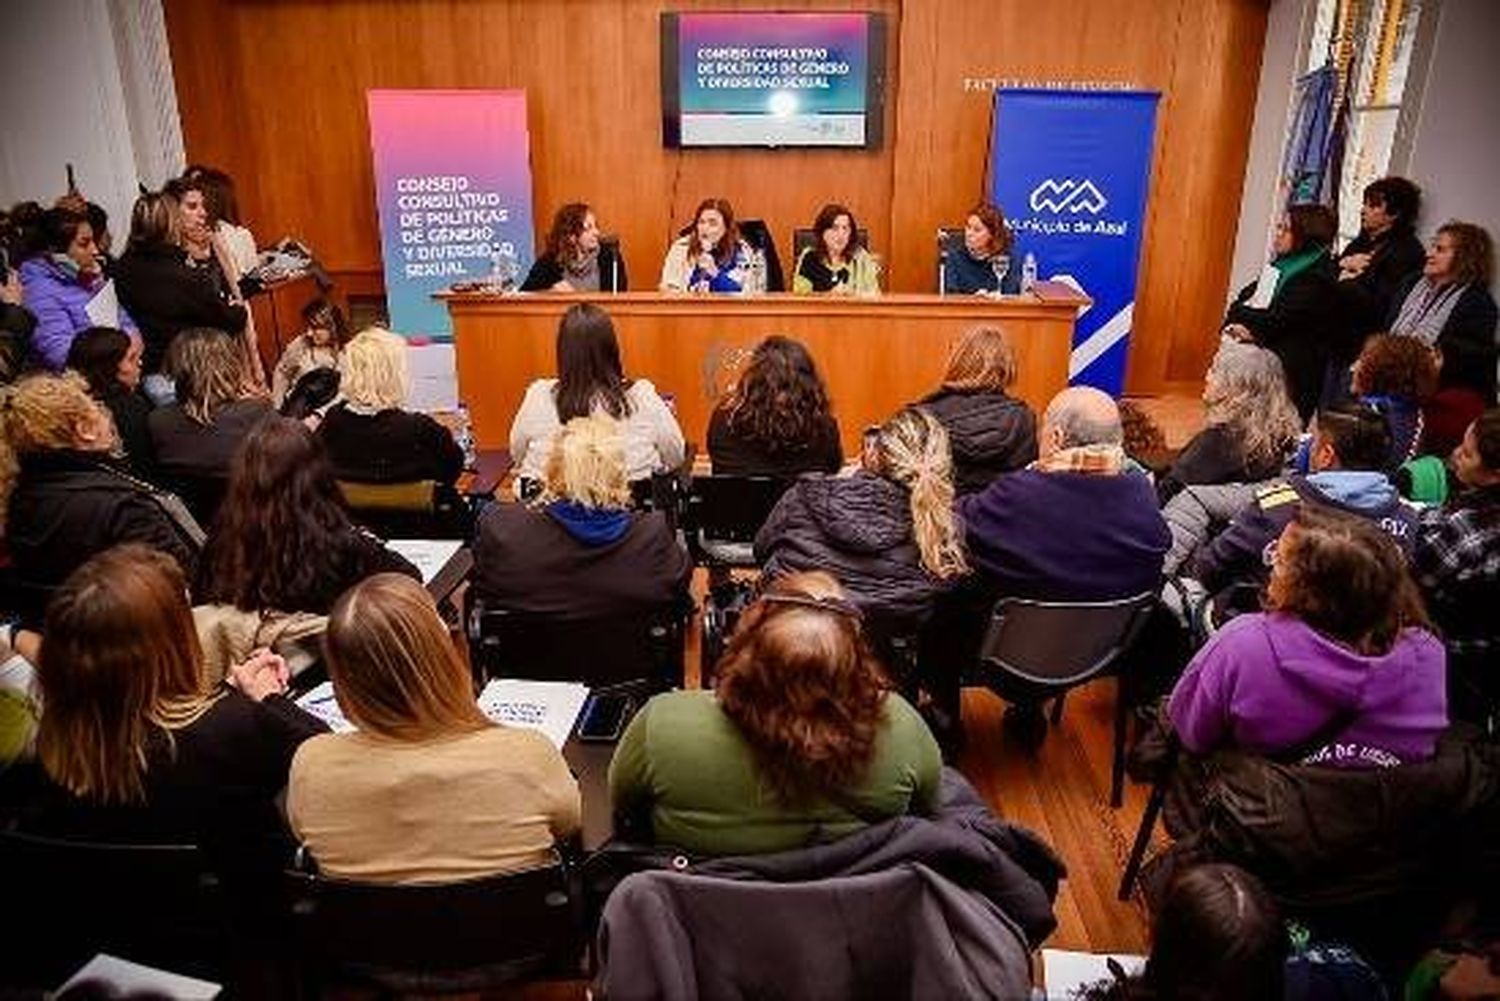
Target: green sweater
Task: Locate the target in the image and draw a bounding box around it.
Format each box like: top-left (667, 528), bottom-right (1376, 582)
top-left (608, 689), bottom-right (942, 856)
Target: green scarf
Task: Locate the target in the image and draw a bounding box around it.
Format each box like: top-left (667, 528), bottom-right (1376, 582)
top-left (1271, 245), bottom-right (1326, 296)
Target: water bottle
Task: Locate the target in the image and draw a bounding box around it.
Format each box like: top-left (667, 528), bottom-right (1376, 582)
top-left (454, 402), bottom-right (478, 470)
top-left (1021, 252), bottom-right (1038, 293)
top-left (490, 244), bottom-right (519, 292)
top-left (747, 248), bottom-right (766, 294)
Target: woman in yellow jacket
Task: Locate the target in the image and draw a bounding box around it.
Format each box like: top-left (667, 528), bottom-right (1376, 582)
top-left (792, 203), bottom-right (881, 296)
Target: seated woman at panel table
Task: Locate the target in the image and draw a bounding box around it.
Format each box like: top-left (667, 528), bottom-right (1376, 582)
top-left (707, 335), bottom-right (843, 477)
top-left (659, 197), bottom-right (762, 294)
top-left (521, 201), bottom-right (628, 293)
top-left (288, 573), bottom-right (580, 884)
top-left (476, 414), bottom-right (690, 621)
top-left (916, 325), bottom-right (1037, 495)
top-left (941, 201), bottom-right (1021, 296)
top-left (609, 571), bottom-right (942, 857)
top-left (509, 302), bottom-right (684, 488)
top-left (317, 327), bottom-right (464, 486)
top-left (791, 203), bottom-right (880, 296)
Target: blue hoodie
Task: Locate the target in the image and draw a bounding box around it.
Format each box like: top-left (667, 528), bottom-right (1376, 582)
top-left (19, 257), bottom-right (137, 370)
top-left (544, 500), bottom-right (631, 546)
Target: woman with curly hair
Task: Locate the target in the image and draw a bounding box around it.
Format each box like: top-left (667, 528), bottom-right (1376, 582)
top-left (521, 202), bottom-right (627, 293)
top-left (609, 571), bottom-right (941, 855)
top-left (1349, 332), bottom-right (1439, 469)
top-left (1157, 340), bottom-right (1302, 504)
top-left (707, 335), bottom-right (843, 477)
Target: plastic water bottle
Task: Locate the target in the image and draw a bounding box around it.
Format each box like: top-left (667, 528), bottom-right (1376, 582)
top-left (454, 402), bottom-right (478, 470)
top-left (490, 244), bottom-right (519, 292)
top-left (1021, 252), bottom-right (1038, 293)
top-left (747, 249), bottom-right (766, 294)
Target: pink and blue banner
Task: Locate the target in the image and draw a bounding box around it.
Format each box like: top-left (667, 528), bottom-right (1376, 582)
top-left (368, 89), bottom-right (535, 338)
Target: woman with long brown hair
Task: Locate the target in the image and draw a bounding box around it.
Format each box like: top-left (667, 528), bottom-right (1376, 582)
top-left (24, 544), bottom-right (323, 847)
top-left (707, 335), bottom-right (843, 477)
top-left (195, 416), bottom-right (417, 615)
top-left (288, 574), bottom-right (580, 883)
top-left (1170, 505), bottom-right (1446, 766)
top-left (918, 325), bottom-right (1038, 494)
top-left (659, 197), bottom-right (761, 294)
top-left (609, 571), bottom-right (941, 855)
top-left (521, 202), bottom-right (627, 293)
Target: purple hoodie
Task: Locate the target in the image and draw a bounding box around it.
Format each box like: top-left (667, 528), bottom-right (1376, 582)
top-left (1169, 612), bottom-right (1447, 768)
top-left (19, 257), bottom-right (137, 370)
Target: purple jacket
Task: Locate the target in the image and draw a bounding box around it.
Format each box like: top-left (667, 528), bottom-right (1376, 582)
top-left (1169, 612), bottom-right (1447, 767)
top-left (19, 257), bottom-right (137, 370)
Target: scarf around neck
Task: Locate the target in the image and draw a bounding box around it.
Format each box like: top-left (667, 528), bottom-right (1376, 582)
top-left (545, 499), bottom-right (630, 546)
top-left (1032, 443), bottom-right (1126, 475)
top-left (1390, 277), bottom-right (1468, 346)
top-left (1271, 245), bottom-right (1326, 296)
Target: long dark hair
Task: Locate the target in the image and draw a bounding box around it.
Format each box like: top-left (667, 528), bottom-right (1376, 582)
top-left (544, 202), bottom-right (593, 266)
top-left (812, 203), bottom-right (857, 264)
top-left (692, 197), bottom-right (739, 267)
top-left (725, 336), bottom-right (833, 455)
top-left (195, 416), bottom-right (365, 613)
top-left (553, 302), bottom-right (631, 421)
top-left (66, 327), bottom-right (131, 398)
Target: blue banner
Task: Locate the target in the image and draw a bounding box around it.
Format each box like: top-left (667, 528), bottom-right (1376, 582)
top-left (989, 89), bottom-right (1159, 393)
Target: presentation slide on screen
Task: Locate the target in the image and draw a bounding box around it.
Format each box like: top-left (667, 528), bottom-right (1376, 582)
top-left (676, 13), bottom-right (869, 147)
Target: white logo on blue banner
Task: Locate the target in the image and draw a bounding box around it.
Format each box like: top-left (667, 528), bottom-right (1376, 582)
top-left (990, 90), bottom-right (1159, 393)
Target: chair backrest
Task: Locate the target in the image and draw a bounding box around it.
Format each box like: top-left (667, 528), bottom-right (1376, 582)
top-left (683, 475), bottom-right (794, 564)
top-left (284, 858), bottom-right (579, 990)
top-left (977, 592), bottom-right (1157, 692)
top-left (0, 827), bottom-right (229, 985)
top-left (935, 227), bottom-right (965, 293)
top-left (738, 219), bottom-right (785, 292)
top-left (338, 479), bottom-right (472, 540)
top-left (791, 227), bottom-right (871, 263)
top-left (467, 596), bottom-right (687, 689)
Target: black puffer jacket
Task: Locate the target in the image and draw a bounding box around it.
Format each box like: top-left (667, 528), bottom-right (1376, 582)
top-left (919, 389), bottom-right (1037, 495)
top-left (754, 470), bottom-right (944, 624)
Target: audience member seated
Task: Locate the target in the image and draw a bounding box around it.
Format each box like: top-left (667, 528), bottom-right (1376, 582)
top-left (755, 406), bottom-right (967, 625)
top-left (521, 201), bottom-right (627, 292)
top-left (1413, 408), bottom-right (1500, 719)
top-left (195, 417), bottom-right (418, 617)
top-left (147, 328), bottom-right (272, 519)
top-left (707, 334), bottom-right (842, 477)
top-left (1171, 506), bottom-right (1446, 765)
top-left (114, 190), bottom-right (249, 397)
top-left (270, 297), bottom-right (346, 407)
top-left (609, 572), bottom-right (942, 856)
top-left (916, 325), bottom-right (1038, 494)
top-left (509, 302), bottom-right (684, 486)
top-left (659, 197), bottom-right (760, 294)
top-left (1157, 340), bottom-right (1301, 505)
top-left (791, 203), bottom-right (880, 296)
top-left (1348, 331), bottom-right (1439, 469)
top-left (1334, 176), bottom-right (1427, 378)
top-left (19, 207), bottom-right (137, 370)
top-left (941, 202), bottom-right (1020, 295)
top-left (474, 414), bottom-right (690, 619)
top-left (1080, 863), bottom-right (1386, 1001)
top-left (19, 545), bottom-right (324, 866)
top-left (1224, 203), bottom-right (1341, 420)
top-left (288, 574), bottom-right (580, 883)
top-left (1388, 220), bottom-right (1498, 455)
top-left (65, 326), bottom-right (154, 478)
top-left (0, 374), bottom-right (197, 628)
top-left (1192, 401), bottom-right (1417, 617)
top-left (0, 260), bottom-right (36, 382)
top-left (318, 326), bottom-right (464, 485)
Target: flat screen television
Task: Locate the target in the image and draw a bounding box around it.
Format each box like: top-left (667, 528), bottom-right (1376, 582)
top-left (661, 11), bottom-right (887, 149)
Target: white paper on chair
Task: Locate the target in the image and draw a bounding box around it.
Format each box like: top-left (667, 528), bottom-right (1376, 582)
top-left (1246, 262), bottom-right (1280, 309)
top-left (406, 341), bottom-right (458, 412)
top-left (84, 279), bottom-right (121, 327)
top-left (386, 538), bottom-right (463, 584)
top-left (60, 954), bottom-right (221, 999)
top-left (1041, 949), bottom-right (1145, 999)
top-left (477, 679), bottom-right (589, 750)
top-left (295, 680), bottom-right (356, 733)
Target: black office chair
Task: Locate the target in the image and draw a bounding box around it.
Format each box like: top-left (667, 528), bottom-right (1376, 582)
top-left (935, 227), bottom-right (966, 294)
top-left (972, 592), bottom-right (1159, 807)
top-left (0, 827), bottom-right (231, 986)
top-left (284, 855), bottom-right (581, 995)
top-left (338, 479), bottom-right (475, 540)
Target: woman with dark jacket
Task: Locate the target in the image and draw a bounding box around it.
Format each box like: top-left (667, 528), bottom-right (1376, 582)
top-left (1335, 177), bottom-right (1427, 359)
top-left (195, 417), bottom-right (419, 615)
top-left (917, 325), bottom-right (1037, 494)
top-left (0, 373), bottom-right (198, 629)
top-left (521, 202), bottom-right (627, 293)
top-left (114, 190), bottom-right (248, 389)
top-left (1224, 203), bottom-right (1342, 421)
top-left (941, 203), bottom-right (1021, 295)
top-left (473, 414), bottom-right (690, 620)
top-left (707, 335), bottom-right (843, 477)
top-left (755, 407), bottom-right (967, 626)
top-left (66, 326), bottom-right (155, 477)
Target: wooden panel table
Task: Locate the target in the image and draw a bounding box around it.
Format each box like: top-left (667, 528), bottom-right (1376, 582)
top-left (441, 285), bottom-right (1088, 454)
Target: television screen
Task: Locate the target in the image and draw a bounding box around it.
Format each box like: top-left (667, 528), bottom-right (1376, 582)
top-left (661, 11), bottom-right (886, 149)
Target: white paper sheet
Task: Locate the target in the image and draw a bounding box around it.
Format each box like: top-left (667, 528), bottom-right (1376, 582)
top-left (1247, 262), bottom-right (1280, 309)
top-left (85, 279), bottom-right (121, 327)
top-left (294, 680), bottom-right (356, 733)
top-left (1041, 948), bottom-right (1145, 999)
top-left (60, 954), bottom-right (221, 999)
top-left (386, 538), bottom-right (463, 584)
top-left (477, 679), bottom-right (590, 750)
top-left (407, 341), bottom-right (458, 412)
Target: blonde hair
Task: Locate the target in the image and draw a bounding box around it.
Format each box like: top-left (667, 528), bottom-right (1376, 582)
top-left (1203, 340), bottom-right (1301, 468)
top-left (941, 326), bottom-right (1018, 392)
top-left (0, 373), bottom-right (113, 525)
top-left (324, 573), bottom-right (490, 742)
top-left (541, 413), bottom-right (633, 509)
top-left (876, 407), bottom-right (968, 579)
top-left (340, 327), bottom-right (409, 411)
top-left (166, 328), bottom-right (259, 425)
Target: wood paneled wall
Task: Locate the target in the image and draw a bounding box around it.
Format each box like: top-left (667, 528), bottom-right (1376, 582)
top-left (163, 0), bottom-right (1267, 394)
